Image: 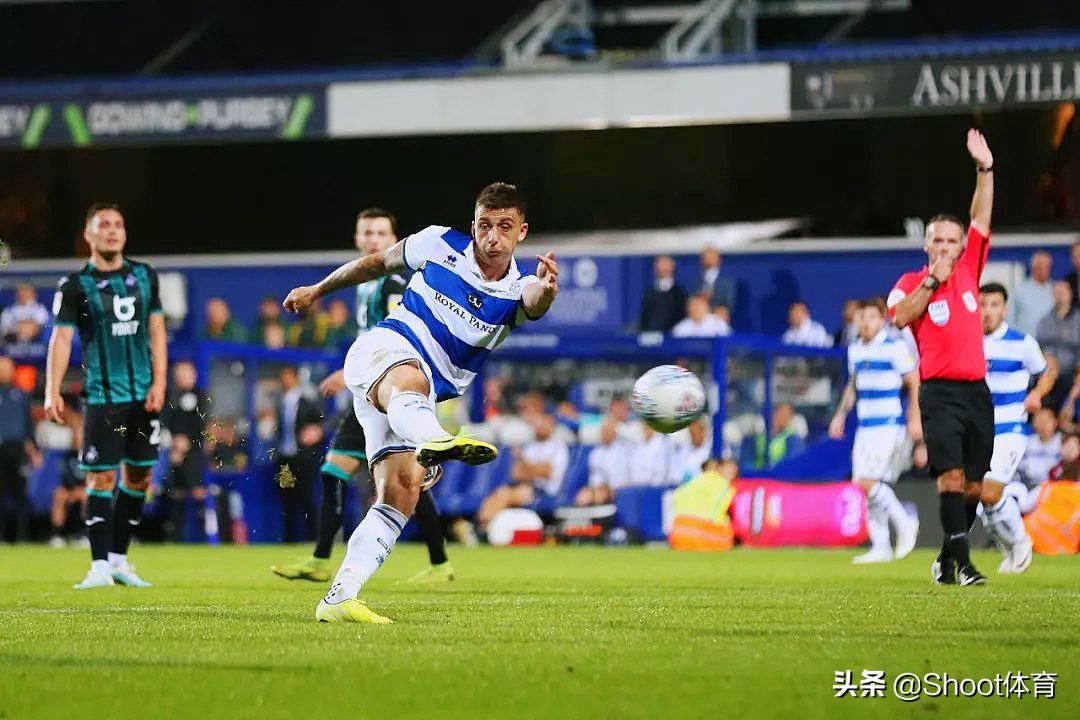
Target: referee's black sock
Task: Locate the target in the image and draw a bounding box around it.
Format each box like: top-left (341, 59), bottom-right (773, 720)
top-left (313, 473), bottom-right (344, 560)
top-left (415, 490), bottom-right (448, 566)
top-left (85, 492), bottom-right (113, 562)
top-left (939, 491), bottom-right (971, 567)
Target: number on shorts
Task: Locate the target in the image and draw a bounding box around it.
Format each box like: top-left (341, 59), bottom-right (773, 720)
top-left (149, 419), bottom-right (161, 445)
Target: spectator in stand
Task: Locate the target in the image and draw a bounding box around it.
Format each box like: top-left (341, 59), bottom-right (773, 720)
top-left (162, 361), bottom-right (210, 542)
top-left (672, 418), bottom-right (712, 485)
top-left (751, 402), bottom-right (806, 470)
top-left (323, 298), bottom-right (358, 350)
top-left (1011, 251), bottom-right (1054, 336)
top-left (553, 399), bottom-right (581, 439)
top-left (1019, 408), bottom-right (1063, 487)
top-left (1048, 432), bottom-right (1080, 483)
top-left (833, 299), bottom-right (860, 347)
top-left (475, 413), bottom-right (569, 533)
top-left (0, 355), bottom-right (40, 542)
top-left (609, 395), bottom-right (644, 443)
top-left (1065, 240), bottom-right (1080, 310)
top-left (253, 295), bottom-right (290, 341)
top-left (1057, 365), bottom-right (1080, 434)
top-left (289, 299), bottom-right (330, 348)
top-left (0, 284), bottom-right (48, 342)
top-left (274, 364), bottom-right (324, 543)
top-left (781, 301), bottom-right (833, 347)
top-left (202, 297), bottom-right (248, 343)
top-left (671, 295), bottom-right (731, 338)
top-left (698, 247), bottom-right (735, 316)
top-left (208, 419), bottom-right (247, 472)
top-left (629, 423), bottom-right (677, 487)
top-left (1036, 281), bottom-right (1080, 408)
top-left (575, 418), bottom-right (631, 507)
top-left (639, 255), bottom-right (687, 333)
top-left (263, 321), bottom-right (287, 350)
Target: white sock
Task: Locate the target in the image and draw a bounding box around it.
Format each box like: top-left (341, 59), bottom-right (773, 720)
top-left (866, 509), bottom-right (891, 554)
top-left (386, 391), bottom-right (450, 446)
top-left (983, 496), bottom-right (1028, 551)
top-left (107, 552), bottom-right (126, 568)
top-left (325, 503), bottom-right (408, 603)
top-left (91, 559), bottom-right (110, 574)
top-left (869, 481), bottom-right (909, 532)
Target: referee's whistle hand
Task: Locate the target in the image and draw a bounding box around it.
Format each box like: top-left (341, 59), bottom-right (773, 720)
top-left (929, 257), bottom-right (954, 284)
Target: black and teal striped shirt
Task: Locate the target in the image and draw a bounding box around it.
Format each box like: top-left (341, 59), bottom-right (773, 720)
top-left (53, 258), bottom-right (162, 406)
top-left (355, 273), bottom-right (406, 333)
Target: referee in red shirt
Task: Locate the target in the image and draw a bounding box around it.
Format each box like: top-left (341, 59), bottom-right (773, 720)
top-left (888, 129), bottom-right (995, 587)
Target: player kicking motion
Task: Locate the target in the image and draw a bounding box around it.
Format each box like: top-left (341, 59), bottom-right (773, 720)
top-left (272, 208), bottom-right (454, 584)
top-left (829, 297), bottom-right (921, 563)
top-left (978, 282), bottom-right (1056, 573)
top-left (283, 183), bottom-right (558, 623)
top-left (45, 204), bottom-right (167, 589)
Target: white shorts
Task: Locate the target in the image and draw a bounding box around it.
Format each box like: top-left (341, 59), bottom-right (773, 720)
top-left (986, 432), bottom-right (1028, 485)
top-left (342, 327), bottom-right (437, 466)
top-left (852, 425), bottom-right (907, 483)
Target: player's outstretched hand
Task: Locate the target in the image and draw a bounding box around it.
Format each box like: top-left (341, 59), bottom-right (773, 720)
top-left (283, 285), bottom-right (319, 314)
top-left (536, 252), bottom-right (559, 294)
top-left (44, 392), bottom-right (66, 425)
top-left (145, 383), bottom-right (166, 413)
top-left (320, 370), bottom-right (347, 397)
top-left (967, 128), bottom-right (993, 169)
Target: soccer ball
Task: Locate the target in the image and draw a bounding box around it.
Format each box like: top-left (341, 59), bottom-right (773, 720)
top-left (631, 365), bottom-right (706, 433)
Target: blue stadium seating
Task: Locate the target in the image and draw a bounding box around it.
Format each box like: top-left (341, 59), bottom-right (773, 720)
top-left (527, 444), bottom-right (591, 517)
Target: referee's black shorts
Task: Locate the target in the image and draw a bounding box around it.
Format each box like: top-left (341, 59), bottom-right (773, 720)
top-left (919, 378), bottom-right (994, 480)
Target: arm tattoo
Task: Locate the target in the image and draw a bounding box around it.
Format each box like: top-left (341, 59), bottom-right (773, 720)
top-left (383, 241), bottom-right (406, 273)
top-left (317, 253), bottom-right (387, 295)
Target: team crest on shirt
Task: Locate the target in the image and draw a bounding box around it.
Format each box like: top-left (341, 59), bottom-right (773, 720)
top-left (928, 300), bottom-right (950, 326)
top-left (962, 291), bottom-right (977, 312)
top-left (83, 446), bottom-right (98, 464)
top-left (467, 292), bottom-right (483, 310)
top-left (125, 274), bottom-right (137, 287)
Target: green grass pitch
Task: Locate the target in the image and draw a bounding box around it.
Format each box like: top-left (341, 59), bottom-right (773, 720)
top-left (1, 544), bottom-right (1077, 719)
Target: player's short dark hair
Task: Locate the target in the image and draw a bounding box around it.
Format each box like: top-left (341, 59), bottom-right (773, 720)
top-left (85, 202), bottom-right (123, 226)
top-left (357, 207), bottom-right (397, 235)
top-left (475, 182), bottom-right (527, 218)
top-left (980, 282), bottom-right (1008, 302)
top-left (859, 297), bottom-right (887, 315)
top-left (926, 213), bottom-right (964, 233)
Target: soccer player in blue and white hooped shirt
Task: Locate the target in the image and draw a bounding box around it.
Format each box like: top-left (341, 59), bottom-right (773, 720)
top-left (283, 183), bottom-right (558, 623)
top-left (829, 297), bottom-right (921, 564)
top-left (978, 282), bottom-right (1057, 574)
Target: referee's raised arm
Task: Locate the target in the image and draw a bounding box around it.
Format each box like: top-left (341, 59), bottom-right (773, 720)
top-left (967, 128), bottom-right (994, 237)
